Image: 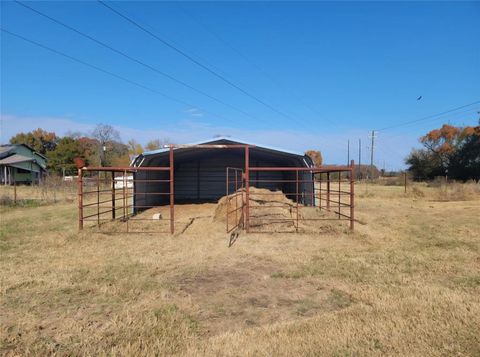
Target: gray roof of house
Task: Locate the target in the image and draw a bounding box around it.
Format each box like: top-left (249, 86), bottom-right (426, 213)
top-left (0, 146), bottom-right (14, 155)
top-left (0, 154), bottom-right (34, 165)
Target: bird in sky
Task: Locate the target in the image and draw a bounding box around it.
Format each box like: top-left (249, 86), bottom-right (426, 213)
top-left (417, 96), bottom-right (423, 101)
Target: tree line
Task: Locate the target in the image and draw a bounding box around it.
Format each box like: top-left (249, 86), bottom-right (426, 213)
top-left (406, 122), bottom-right (480, 181)
top-left (9, 124), bottom-right (170, 176)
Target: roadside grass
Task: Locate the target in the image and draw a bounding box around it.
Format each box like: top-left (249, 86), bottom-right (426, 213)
top-left (0, 182), bottom-right (479, 356)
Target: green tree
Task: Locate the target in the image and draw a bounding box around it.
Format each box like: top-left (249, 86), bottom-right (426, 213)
top-left (48, 137), bottom-right (82, 175)
top-left (405, 149), bottom-right (443, 180)
top-left (448, 125), bottom-right (480, 181)
top-left (406, 123), bottom-right (480, 181)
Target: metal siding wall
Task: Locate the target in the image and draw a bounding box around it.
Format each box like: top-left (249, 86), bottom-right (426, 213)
top-left (137, 149), bottom-right (310, 205)
top-left (134, 170), bottom-right (169, 211)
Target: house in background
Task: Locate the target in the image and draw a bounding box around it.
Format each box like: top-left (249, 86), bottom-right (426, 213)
top-left (0, 144), bottom-right (47, 185)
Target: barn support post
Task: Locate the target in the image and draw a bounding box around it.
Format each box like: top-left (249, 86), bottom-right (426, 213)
top-left (245, 146), bottom-right (250, 233)
top-left (111, 171), bottom-right (116, 219)
top-left (169, 146), bottom-right (174, 235)
top-left (78, 168), bottom-right (83, 230)
top-left (326, 172), bottom-right (331, 209)
top-left (350, 160), bottom-right (355, 231)
top-left (225, 167), bottom-right (229, 233)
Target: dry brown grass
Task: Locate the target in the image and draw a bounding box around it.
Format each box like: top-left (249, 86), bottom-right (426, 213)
top-left (1, 182), bottom-right (479, 356)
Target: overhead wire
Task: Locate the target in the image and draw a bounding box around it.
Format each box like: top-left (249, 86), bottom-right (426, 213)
top-left (175, 2), bottom-right (341, 129)
top-left (96, 0), bottom-right (305, 124)
top-left (377, 100), bottom-right (480, 131)
top-left (14, 0), bottom-right (260, 122)
top-left (1, 28), bottom-right (237, 125)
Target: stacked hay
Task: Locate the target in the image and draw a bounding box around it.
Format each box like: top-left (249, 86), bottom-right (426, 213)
top-left (214, 187), bottom-right (298, 232)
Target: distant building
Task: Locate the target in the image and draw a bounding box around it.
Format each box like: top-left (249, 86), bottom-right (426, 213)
top-left (0, 144), bottom-right (47, 185)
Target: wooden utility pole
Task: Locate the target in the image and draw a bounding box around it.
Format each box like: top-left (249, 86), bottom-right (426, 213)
top-left (370, 130), bottom-right (375, 180)
top-left (347, 139), bottom-right (350, 166)
top-left (358, 139), bottom-right (361, 179)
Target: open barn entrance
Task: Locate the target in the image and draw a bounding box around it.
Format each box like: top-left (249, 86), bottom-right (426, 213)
top-left (77, 140), bottom-right (355, 234)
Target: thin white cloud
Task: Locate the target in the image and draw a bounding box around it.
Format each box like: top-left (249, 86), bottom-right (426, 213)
top-left (0, 113), bottom-right (416, 168)
top-left (184, 107), bottom-right (204, 117)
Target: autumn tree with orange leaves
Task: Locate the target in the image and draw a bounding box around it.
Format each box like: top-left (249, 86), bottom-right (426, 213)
top-left (407, 123), bottom-right (480, 181)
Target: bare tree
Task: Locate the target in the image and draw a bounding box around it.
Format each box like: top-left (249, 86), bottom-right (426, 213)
top-left (145, 139), bottom-right (161, 151)
top-left (91, 124), bottom-right (121, 166)
top-left (145, 138), bottom-right (174, 151)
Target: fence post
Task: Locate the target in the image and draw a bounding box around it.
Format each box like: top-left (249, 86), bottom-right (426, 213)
top-left (111, 171), bottom-right (116, 219)
top-left (13, 168), bottom-right (17, 204)
top-left (123, 170), bottom-right (126, 222)
top-left (169, 146), bottom-right (174, 234)
top-left (319, 173), bottom-right (322, 210)
top-left (245, 146), bottom-right (250, 233)
top-left (327, 172), bottom-right (330, 209)
top-left (96, 173), bottom-right (100, 226)
top-left (404, 172), bottom-right (407, 194)
top-left (296, 170), bottom-right (299, 232)
top-left (350, 160), bottom-right (355, 231)
top-left (78, 168), bottom-right (83, 230)
top-left (338, 170), bottom-right (341, 218)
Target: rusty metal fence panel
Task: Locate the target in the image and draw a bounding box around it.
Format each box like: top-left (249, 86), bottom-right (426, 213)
top-left (245, 161), bottom-right (355, 233)
top-left (77, 143), bottom-right (355, 235)
top-left (78, 164), bottom-right (174, 234)
top-left (226, 167), bottom-right (244, 233)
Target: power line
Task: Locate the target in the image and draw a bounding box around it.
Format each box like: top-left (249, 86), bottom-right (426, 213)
top-left (377, 100), bottom-right (480, 131)
top-left (96, 0), bottom-right (300, 123)
top-left (1, 28), bottom-right (233, 124)
top-left (14, 0), bottom-right (260, 122)
top-left (376, 108), bottom-right (480, 142)
top-left (175, 2), bottom-right (341, 129)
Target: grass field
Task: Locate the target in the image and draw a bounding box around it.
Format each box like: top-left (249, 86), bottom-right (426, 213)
top-left (1, 182), bottom-right (479, 356)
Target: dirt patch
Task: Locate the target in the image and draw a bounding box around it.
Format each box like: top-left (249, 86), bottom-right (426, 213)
top-left (168, 259), bottom-right (351, 335)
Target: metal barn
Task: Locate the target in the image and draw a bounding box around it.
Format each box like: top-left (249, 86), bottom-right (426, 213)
top-left (131, 138), bottom-right (315, 209)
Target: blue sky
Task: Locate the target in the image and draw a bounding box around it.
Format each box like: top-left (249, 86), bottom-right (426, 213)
top-left (1, 1), bottom-right (479, 170)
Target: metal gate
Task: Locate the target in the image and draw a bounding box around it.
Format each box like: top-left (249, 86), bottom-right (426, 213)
top-left (78, 145), bottom-right (174, 234)
top-left (225, 167), bottom-right (244, 233)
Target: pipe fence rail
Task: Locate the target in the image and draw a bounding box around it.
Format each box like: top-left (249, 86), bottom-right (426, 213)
top-left (77, 144), bottom-right (355, 235)
top-left (78, 147), bottom-right (174, 233)
top-left (245, 161), bottom-right (355, 233)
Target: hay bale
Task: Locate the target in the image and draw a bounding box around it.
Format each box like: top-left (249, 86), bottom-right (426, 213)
top-left (214, 187), bottom-right (298, 232)
top-left (214, 187), bottom-right (341, 233)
